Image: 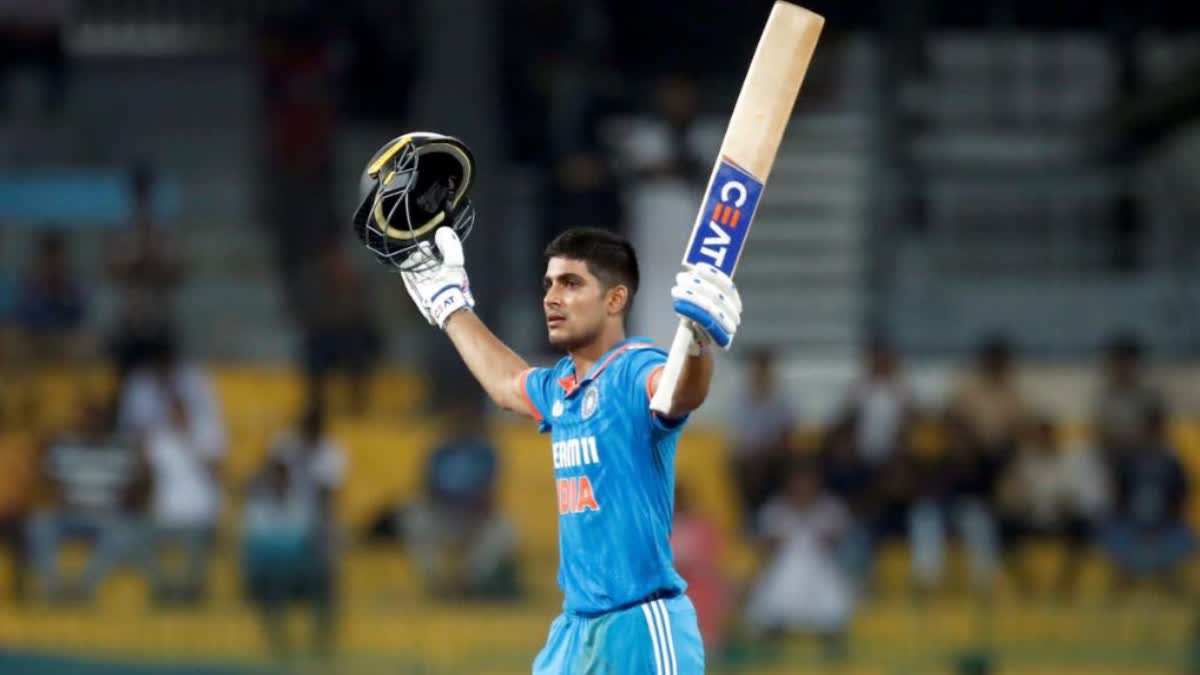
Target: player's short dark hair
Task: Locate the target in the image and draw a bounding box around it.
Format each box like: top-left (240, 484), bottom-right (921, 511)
top-left (544, 227), bottom-right (640, 310)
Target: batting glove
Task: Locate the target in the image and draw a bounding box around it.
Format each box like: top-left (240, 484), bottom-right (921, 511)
top-left (671, 263), bottom-right (742, 354)
top-left (401, 227), bottom-right (475, 329)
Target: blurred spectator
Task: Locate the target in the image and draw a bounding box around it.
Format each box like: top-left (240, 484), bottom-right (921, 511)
top-left (906, 336), bottom-right (1030, 595)
top-left (910, 414), bottom-right (1001, 596)
top-left (836, 336), bottom-right (917, 467)
top-left (995, 418), bottom-right (1110, 596)
top-left (1093, 333), bottom-right (1163, 464)
top-left (404, 403), bottom-right (520, 600)
top-left (625, 73), bottom-right (706, 184)
top-left (266, 402), bottom-right (346, 620)
top-left (670, 483), bottom-right (732, 653)
top-left (14, 230), bottom-right (87, 360)
top-left (819, 420), bottom-right (874, 512)
top-left (744, 460), bottom-right (855, 649)
top-left (268, 403), bottom-right (345, 524)
top-left (142, 390), bottom-right (222, 606)
top-left (0, 413), bottom-right (37, 603)
top-left (0, 0), bottom-right (70, 115)
top-left (27, 401), bottom-right (146, 604)
top-left (107, 165), bottom-right (185, 380)
top-left (0, 226), bottom-right (28, 426)
top-left (119, 333), bottom-right (225, 598)
top-left (117, 337), bottom-right (223, 603)
top-left (818, 421), bottom-right (876, 559)
top-left (828, 337), bottom-right (923, 586)
top-left (241, 457), bottom-right (334, 659)
top-left (117, 333), bottom-right (225, 460)
top-left (947, 336), bottom-right (1028, 466)
top-left (1100, 404), bottom-right (1195, 592)
top-left (727, 349), bottom-right (795, 533)
top-left (297, 243), bottom-right (382, 416)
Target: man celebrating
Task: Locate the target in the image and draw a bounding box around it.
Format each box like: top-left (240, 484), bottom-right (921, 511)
top-left (354, 133), bottom-right (741, 674)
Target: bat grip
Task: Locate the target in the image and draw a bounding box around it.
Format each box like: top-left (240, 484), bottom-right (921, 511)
top-left (649, 320), bottom-right (694, 415)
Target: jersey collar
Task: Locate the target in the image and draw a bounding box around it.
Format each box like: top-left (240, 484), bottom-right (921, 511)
top-left (557, 337), bottom-right (655, 397)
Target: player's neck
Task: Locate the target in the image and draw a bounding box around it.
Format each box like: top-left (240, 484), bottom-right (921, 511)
top-left (569, 325), bottom-right (627, 381)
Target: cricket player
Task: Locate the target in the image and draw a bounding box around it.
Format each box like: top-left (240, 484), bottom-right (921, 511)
top-left (352, 133), bottom-right (741, 674)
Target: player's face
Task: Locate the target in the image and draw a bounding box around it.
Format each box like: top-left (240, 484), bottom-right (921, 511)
top-left (543, 257), bottom-right (608, 350)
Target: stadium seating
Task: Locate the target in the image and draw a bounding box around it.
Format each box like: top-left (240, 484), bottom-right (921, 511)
top-left (3, 365), bottom-right (1199, 674)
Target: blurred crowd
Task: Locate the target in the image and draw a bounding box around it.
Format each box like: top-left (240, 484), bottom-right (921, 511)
top-left (0, 281), bottom-right (350, 660)
top-left (0, 299), bottom-right (518, 662)
top-left (3, 1), bottom-right (1199, 669)
top-left (0, 168), bottom-right (512, 663)
top-left (4, 233), bottom-right (1196, 658)
top-left (673, 331), bottom-right (1196, 657)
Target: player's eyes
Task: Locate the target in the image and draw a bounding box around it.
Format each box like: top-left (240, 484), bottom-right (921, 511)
top-left (543, 277), bottom-right (582, 291)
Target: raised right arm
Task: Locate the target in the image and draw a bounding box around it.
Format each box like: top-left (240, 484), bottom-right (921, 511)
top-left (443, 309), bottom-right (537, 418)
top-left (392, 228), bottom-right (540, 419)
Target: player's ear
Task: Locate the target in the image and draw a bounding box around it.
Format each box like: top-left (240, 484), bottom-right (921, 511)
top-left (605, 284), bottom-right (629, 316)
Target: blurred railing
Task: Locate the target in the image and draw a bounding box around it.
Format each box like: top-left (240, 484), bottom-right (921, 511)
top-left (68, 0), bottom-right (308, 55)
top-left (873, 30), bottom-right (1200, 356)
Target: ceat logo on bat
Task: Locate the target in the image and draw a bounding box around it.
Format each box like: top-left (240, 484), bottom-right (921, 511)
top-left (683, 158), bottom-right (764, 276)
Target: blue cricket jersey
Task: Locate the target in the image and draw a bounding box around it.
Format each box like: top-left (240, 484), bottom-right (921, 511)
top-left (520, 337), bottom-right (689, 616)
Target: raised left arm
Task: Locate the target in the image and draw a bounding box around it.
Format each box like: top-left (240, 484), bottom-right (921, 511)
top-left (649, 351), bottom-right (714, 419)
top-left (649, 263), bottom-right (740, 418)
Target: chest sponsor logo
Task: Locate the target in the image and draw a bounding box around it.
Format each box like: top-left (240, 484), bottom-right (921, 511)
top-left (557, 476), bottom-right (600, 514)
top-left (552, 435), bottom-right (600, 469)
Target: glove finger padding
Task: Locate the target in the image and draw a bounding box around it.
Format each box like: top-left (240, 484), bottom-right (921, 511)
top-left (671, 289), bottom-right (738, 348)
top-left (403, 241), bottom-right (436, 272)
top-left (672, 273), bottom-right (741, 325)
top-left (688, 263), bottom-right (742, 314)
top-left (435, 227), bottom-right (465, 267)
top-left (671, 264), bottom-right (741, 350)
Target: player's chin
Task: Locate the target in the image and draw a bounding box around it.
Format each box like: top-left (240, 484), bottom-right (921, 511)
top-left (547, 328), bottom-right (571, 348)
top-left (547, 326), bottom-right (582, 350)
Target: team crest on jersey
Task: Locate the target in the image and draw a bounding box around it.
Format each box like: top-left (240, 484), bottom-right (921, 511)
top-left (581, 387), bottom-right (600, 420)
top-left (552, 399), bottom-right (564, 418)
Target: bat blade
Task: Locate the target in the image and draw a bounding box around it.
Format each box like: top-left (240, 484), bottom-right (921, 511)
top-left (650, 1), bottom-right (824, 415)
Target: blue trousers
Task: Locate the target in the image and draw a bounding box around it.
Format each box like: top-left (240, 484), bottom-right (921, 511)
top-left (27, 509), bottom-right (142, 598)
top-left (533, 594), bottom-right (704, 675)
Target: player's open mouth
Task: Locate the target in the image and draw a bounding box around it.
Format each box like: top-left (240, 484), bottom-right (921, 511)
top-left (547, 315), bottom-right (565, 328)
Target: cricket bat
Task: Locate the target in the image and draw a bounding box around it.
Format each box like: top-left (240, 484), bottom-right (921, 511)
top-left (649, 1), bottom-right (824, 415)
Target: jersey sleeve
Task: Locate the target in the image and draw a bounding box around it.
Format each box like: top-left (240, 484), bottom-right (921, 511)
top-left (623, 347), bottom-right (689, 436)
top-left (519, 367), bottom-right (556, 433)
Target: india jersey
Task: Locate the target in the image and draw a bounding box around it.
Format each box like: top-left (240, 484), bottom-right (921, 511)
top-left (520, 337), bottom-right (689, 616)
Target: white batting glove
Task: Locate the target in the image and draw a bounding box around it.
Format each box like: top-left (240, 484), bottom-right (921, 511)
top-left (671, 263), bottom-right (742, 354)
top-left (400, 227), bottom-right (475, 329)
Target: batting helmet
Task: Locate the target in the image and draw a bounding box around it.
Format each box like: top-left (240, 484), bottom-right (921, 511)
top-left (352, 132), bottom-right (476, 271)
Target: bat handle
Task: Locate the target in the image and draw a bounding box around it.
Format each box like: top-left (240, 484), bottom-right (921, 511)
top-left (649, 320), bottom-right (694, 415)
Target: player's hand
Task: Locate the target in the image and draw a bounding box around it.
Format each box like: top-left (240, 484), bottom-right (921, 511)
top-left (400, 227), bottom-right (475, 329)
top-left (671, 263), bottom-right (741, 353)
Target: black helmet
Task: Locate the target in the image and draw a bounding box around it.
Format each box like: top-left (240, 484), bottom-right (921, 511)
top-left (352, 132), bottom-right (476, 271)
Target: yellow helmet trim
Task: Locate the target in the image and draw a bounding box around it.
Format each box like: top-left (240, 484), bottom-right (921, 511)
top-left (367, 135), bottom-right (413, 176)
